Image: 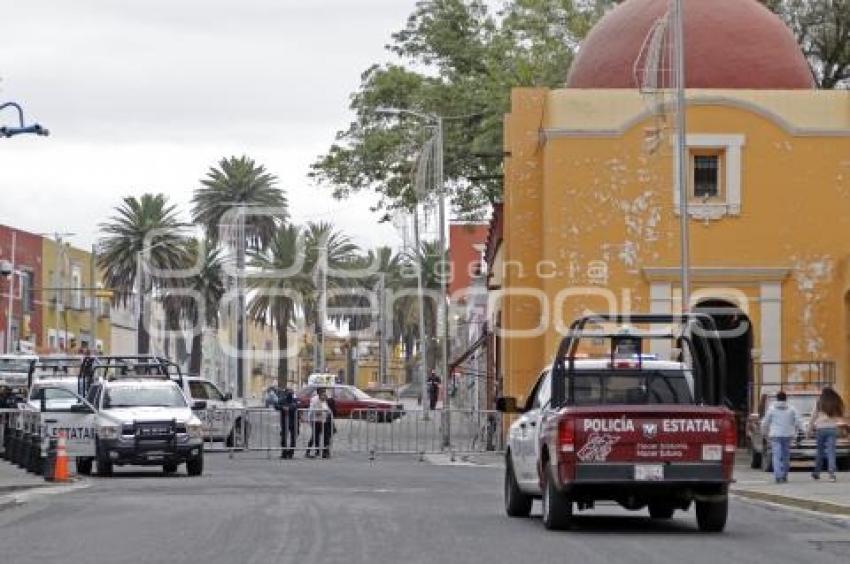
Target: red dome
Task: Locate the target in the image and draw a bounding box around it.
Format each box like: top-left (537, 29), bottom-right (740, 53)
top-left (566, 0), bottom-right (814, 89)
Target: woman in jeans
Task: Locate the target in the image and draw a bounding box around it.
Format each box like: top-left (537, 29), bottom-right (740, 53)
top-left (809, 387), bottom-right (846, 482)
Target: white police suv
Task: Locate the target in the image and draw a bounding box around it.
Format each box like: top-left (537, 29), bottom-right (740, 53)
top-left (79, 377), bottom-right (206, 476)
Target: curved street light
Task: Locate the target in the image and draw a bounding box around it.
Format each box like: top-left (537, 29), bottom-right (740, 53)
top-left (0, 101), bottom-right (49, 138)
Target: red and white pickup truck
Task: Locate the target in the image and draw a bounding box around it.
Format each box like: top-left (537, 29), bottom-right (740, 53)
top-left (498, 314), bottom-right (737, 532)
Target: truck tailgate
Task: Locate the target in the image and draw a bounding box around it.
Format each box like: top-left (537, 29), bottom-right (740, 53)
top-left (572, 405), bottom-right (733, 465)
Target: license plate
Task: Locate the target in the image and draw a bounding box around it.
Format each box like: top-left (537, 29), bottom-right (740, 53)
top-left (147, 453), bottom-right (164, 461)
top-left (702, 445), bottom-right (722, 461)
top-left (634, 464), bottom-right (664, 481)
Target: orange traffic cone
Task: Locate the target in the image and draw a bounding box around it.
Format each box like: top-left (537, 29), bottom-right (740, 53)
top-left (52, 431), bottom-right (70, 482)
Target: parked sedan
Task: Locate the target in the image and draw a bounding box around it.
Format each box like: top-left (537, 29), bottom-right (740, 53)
top-left (296, 384), bottom-right (404, 422)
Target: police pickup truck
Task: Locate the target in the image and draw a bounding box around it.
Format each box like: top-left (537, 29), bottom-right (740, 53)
top-left (176, 376), bottom-right (244, 446)
top-left (498, 314), bottom-right (737, 532)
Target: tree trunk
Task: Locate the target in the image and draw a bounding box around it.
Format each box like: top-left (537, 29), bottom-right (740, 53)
top-left (137, 283), bottom-right (150, 354)
top-left (189, 330), bottom-right (203, 375)
top-left (166, 307), bottom-right (188, 363)
top-left (276, 308), bottom-right (289, 389)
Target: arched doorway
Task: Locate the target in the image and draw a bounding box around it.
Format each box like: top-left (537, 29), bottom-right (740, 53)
top-left (694, 299), bottom-right (753, 414)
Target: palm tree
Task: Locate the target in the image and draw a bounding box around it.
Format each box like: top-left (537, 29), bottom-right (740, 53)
top-left (303, 222), bottom-right (360, 373)
top-left (247, 225), bottom-right (312, 387)
top-left (98, 194), bottom-right (188, 354)
top-left (191, 155), bottom-right (288, 395)
top-left (160, 239), bottom-right (225, 374)
top-left (191, 156), bottom-right (288, 248)
top-left (405, 240), bottom-right (446, 372)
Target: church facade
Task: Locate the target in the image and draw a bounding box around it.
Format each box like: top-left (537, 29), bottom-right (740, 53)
top-left (498, 0), bottom-right (850, 408)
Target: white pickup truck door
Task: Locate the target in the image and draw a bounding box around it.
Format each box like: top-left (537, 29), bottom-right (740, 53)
top-left (190, 380), bottom-right (232, 440)
top-left (36, 387), bottom-right (97, 457)
top-left (514, 371), bottom-right (550, 491)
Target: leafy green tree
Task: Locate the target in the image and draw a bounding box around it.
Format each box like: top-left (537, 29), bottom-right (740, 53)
top-left (97, 194), bottom-right (188, 354)
top-left (761, 0), bottom-right (850, 88)
top-left (310, 0), bottom-right (616, 218)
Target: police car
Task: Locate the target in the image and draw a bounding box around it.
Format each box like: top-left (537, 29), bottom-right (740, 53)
top-left (79, 377), bottom-right (206, 476)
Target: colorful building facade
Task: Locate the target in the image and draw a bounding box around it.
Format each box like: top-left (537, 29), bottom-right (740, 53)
top-left (41, 237), bottom-right (111, 354)
top-left (499, 0), bottom-right (850, 408)
top-left (0, 225), bottom-right (44, 353)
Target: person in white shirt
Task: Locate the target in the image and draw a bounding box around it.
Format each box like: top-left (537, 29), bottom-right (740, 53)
top-left (761, 391), bottom-right (800, 483)
top-left (306, 388), bottom-right (331, 458)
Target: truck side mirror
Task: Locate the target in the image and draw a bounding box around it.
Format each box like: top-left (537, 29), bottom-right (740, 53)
top-left (496, 396), bottom-right (519, 414)
top-left (223, 392), bottom-right (232, 401)
top-left (70, 403), bottom-right (93, 414)
top-left (192, 401), bottom-right (207, 410)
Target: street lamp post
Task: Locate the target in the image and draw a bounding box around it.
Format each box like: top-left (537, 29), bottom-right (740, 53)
top-left (376, 107), bottom-right (451, 447)
top-left (1, 101), bottom-right (49, 352)
top-left (673, 0), bottom-right (691, 313)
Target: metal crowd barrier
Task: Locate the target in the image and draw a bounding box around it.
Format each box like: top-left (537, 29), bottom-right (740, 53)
top-left (194, 406), bottom-right (507, 458)
top-left (194, 407), bottom-right (334, 457)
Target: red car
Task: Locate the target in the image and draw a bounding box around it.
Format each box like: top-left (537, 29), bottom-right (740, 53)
top-left (295, 384), bottom-right (404, 422)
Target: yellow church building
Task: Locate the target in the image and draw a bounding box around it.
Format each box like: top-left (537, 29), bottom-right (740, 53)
top-left (498, 0), bottom-right (850, 410)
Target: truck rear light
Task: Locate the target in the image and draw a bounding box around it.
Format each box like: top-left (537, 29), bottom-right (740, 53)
top-left (559, 418), bottom-right (575, 453)
top-left (722, 417), bottom-right (737, 453)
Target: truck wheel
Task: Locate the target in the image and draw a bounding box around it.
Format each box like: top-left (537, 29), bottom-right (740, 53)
top-left (162, 463), bottom-right (178, 475)
top-left (542, 466), bottom-right (573, 531)
top-left (77, 457), bottom-right (93, 476)
top-left (696, 497), bottom-right (728, 532)
top-left (97, 458), bottom-right (113, 477)
top-left (749, 446), bottom-right (762, 469)
top-left (504, 456), bottom-right (532, 518)
top-left (187, 455), bottom-right (204, 477)
top-left (648, 503), bottom-right (675, 519)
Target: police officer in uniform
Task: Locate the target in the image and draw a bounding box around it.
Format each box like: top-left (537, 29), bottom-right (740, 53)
top-left (278, 388), bottom-right (298, 459)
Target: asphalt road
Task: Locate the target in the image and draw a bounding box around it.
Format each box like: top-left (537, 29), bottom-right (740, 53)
top-left (1, 454), bottom-right (849, 564)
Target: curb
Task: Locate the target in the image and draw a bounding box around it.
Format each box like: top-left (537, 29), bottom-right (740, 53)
top-left (732, 488), bottom-right (850, 517)
top-left (0, 480), bottom-right (88, 513)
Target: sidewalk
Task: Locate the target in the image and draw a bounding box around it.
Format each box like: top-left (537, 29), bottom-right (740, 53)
top-left (732, 458), bottom-right (850, 517)
top-left (0, 458), bottom-right (48, 509)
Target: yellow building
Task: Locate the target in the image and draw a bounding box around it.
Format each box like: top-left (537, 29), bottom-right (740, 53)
top-left (41, 238), bottom-right (111, 354)
top-left (500, 0), bottom-right (850, 409)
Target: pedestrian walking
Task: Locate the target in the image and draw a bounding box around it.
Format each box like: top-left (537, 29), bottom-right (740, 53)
top-left (427, 370), bottom-right (441, 411)
top-left (306, 388), bottom-right (331, 458)
top-left (761, 390), bottom-right (800, 483)
top-left (809, 387), bottom-right (846, 482)
top-left (278, 388), bottom-right (298, 460)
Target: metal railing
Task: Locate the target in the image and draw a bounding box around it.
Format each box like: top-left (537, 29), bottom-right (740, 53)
top-left (194, 406), bottom-right (508, 458)
top-left (751, 360), bottom-right (836, 407)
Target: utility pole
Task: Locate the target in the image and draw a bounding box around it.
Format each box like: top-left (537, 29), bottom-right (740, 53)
top-left (413, 207), bottom-right (429, 410)
top-left (674, 0), bottom-right (691, 313)
top-left (89, 244), bottom-right (97, 352)
top-left (5, 231), bottom-right (15, 353)
top-left (235, 206), bottom-right (246, 398)
top-left (377, 273), bottom-right (387, 385)
top-left (54, 233), bottom-right (63, 352)
top-left (314, 242), bottom-right (327, 374)
top-left (435, 115), bottom-right (451, 449)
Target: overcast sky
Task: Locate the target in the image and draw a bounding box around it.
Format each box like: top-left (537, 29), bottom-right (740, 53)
top-left (0, 0), bottom-right (445, 251)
